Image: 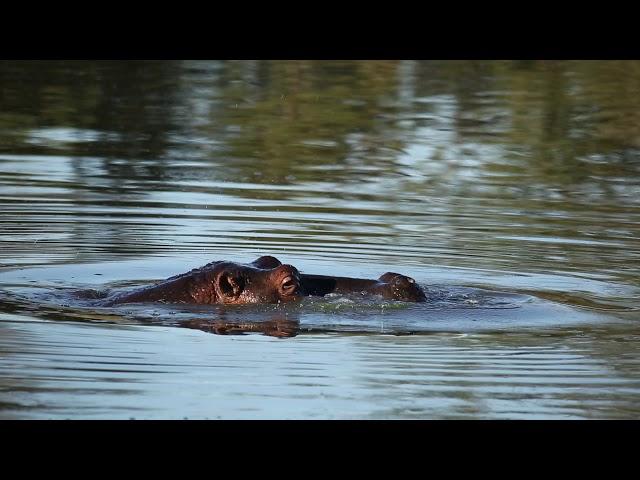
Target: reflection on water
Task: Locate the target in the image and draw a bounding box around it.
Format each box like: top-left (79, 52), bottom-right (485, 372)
top-left (1, 60), bottom-right (639, 418)
top-left (0, 263), bottom-right (613, 338)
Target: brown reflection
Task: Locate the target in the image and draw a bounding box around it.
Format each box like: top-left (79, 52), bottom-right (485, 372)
top-left (182, 313), bottom-right (300, 338)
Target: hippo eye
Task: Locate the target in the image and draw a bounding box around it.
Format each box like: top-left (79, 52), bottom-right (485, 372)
top-left (281, 276), bottom-right (297, 292)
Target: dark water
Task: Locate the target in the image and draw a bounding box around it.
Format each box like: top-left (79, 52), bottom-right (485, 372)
top-left (1, 60), bottom-right (639, 419)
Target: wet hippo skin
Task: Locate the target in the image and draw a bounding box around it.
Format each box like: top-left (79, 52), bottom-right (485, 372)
top-left (300, 272), bottom-right (426, 302)
top-left (98, 255), bottom-right (426, 306)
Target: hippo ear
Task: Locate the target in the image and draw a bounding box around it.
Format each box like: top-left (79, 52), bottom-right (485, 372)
top-left (378, 272), bottom-right (402, 283)
top-left (251, 256), bottom-right (282, 269)
top-left (217, 273), bottom-right (245, 298)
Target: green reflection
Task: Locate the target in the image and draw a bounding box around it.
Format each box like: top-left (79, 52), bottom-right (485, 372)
top-left (0, 60), bottom-right (639, 288)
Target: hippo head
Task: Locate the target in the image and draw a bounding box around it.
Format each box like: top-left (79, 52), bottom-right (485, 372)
top-left (206, 256), bottom-right (302, 305)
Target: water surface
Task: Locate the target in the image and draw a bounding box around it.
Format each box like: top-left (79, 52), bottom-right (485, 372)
top-left (1, 60), bottom-right (639, 418)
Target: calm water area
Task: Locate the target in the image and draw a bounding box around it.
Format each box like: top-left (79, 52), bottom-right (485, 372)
top-left (0, 60), bottom-right (639, 419)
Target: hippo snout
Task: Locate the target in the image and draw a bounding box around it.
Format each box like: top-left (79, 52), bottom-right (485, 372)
top-left (377, 272), bottom-right (427, 302)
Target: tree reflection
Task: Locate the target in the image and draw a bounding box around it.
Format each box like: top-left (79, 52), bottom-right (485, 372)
top-left (2, 60), bottom-right (639, 190)
top-left (0, 60), bottom-right (639, 274)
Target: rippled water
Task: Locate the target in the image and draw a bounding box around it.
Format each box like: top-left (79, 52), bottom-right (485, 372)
top-left (1, 60), bottom-right (639, 419)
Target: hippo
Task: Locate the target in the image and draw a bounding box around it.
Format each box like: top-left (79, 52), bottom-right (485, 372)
top-left (98, 255), bottom-right (426, 306)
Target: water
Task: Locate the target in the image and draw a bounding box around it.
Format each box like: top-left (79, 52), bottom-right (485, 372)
top-left (1, 60), bottom-right (639, 419)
